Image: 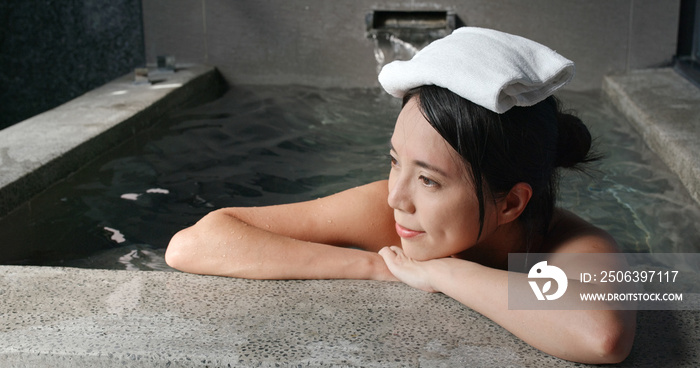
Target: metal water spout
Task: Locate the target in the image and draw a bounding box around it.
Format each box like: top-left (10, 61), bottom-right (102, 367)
top-left (366, 10), bottom-right (456, 72)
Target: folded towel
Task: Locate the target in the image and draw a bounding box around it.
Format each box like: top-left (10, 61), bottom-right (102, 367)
top-left (378, 27), bottom-right (574, 114)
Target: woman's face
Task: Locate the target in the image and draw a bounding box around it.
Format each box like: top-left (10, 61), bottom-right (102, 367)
top-left (388, 97), bottom-right (498, 261)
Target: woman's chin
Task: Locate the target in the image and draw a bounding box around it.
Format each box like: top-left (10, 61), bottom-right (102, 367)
top-left (400, 243), bottom-right (432, 261)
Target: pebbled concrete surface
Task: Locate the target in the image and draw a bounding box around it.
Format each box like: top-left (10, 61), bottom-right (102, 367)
top-left (1, 265), bottom-right (698, 367)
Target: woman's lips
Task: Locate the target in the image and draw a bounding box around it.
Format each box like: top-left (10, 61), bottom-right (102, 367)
top-left (395, 223), bottom-right (425, 239)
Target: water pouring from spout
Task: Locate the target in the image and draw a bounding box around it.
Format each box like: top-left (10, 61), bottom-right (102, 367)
top-left (366, 10), bottom-right (456, 73)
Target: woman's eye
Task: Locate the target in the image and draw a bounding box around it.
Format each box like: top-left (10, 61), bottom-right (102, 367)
top-left (419, 175), bottom-right (438, 187)
top-left (388, 154), bottom-right (398, 167)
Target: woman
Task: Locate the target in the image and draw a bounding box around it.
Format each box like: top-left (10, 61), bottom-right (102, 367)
top-left (166, 27), bottom-right (636, 363)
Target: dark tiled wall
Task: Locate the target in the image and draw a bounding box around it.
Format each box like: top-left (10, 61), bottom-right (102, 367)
top-left (0, 0), bottom-right (145, 130)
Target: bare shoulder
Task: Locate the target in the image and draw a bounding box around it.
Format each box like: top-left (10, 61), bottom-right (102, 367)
top-left (305, 180), bottom-right (399, 250)
top-left (543, 209), bottom-right (625, 280)
top-left (544, 208), bottom-right (619, 254)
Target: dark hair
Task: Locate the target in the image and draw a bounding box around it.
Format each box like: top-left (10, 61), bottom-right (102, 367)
top-left (402, 85), bottom-right (599, 249)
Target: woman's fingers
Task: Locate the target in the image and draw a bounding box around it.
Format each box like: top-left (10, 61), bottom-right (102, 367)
top-left (378, 246), bottom-right (437, 293)
top-left (379, 246), bottom-right (396, 258)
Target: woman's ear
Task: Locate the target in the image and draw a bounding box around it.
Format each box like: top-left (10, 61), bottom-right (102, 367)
top-left (497, 182), bottom-right (532, 225)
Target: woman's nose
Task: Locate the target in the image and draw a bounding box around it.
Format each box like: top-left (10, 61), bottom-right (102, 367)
top-left (387, 172), bottom-right (415, 214)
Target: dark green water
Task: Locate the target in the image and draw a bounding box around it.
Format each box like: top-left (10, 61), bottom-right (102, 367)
top-left (1, 86), bottom-right (698, 270)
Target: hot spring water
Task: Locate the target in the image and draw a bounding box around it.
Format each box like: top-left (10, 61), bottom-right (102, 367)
top-left (1, 84), bottom-right (699, 270)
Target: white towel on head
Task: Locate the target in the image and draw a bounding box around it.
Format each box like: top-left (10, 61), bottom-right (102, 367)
top-left (378, 27), bottom-right (575, 114)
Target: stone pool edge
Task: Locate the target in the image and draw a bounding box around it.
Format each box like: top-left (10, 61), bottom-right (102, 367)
top-left (603, 68), bottom-right (700, 206)
top-left (0, 64), bottom-right (225, 217)
top-left (3, 265), bottom-right (698, 367)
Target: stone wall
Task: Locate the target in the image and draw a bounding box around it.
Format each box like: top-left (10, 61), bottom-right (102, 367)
top-left (143, 0), bottom-right (680, 91)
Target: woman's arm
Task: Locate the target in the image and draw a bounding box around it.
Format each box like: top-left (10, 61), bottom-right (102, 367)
top-left (165, 180), bottom-right (400, 280)
top-left (379, 218), bottom-right (636, 364)
top-left (380, 247), bottom-right (635, 364)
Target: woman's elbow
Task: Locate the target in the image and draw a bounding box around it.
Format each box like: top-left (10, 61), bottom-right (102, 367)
top-left (165, 227), bottom-right (200, 272)
top-left (165, 209), bottom-right (242, 275)
top-left (582, 311), bottom-right (636, 364)
top-left (590, 329), bottom-right (633, 364)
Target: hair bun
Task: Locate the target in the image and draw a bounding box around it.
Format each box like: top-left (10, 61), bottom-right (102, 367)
top-left (555, 112), bottom-right (594, 168)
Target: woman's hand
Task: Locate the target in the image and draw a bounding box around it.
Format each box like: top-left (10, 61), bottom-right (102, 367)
top-left (378, 246), bottom-right (440, 293)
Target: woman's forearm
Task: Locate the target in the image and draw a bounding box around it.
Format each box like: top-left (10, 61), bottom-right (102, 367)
top-left (165, 209), bottom-right (395, 280)
top-left (425, 258), bottom-right (635, 364)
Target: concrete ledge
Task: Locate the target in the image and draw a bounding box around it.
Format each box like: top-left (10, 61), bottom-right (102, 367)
top-left (0, 265), bottom-right (698, 367)
top-left (0, 65), bottom-right (226, 217)
top-left (603, 69), bottom-right (700, 205)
